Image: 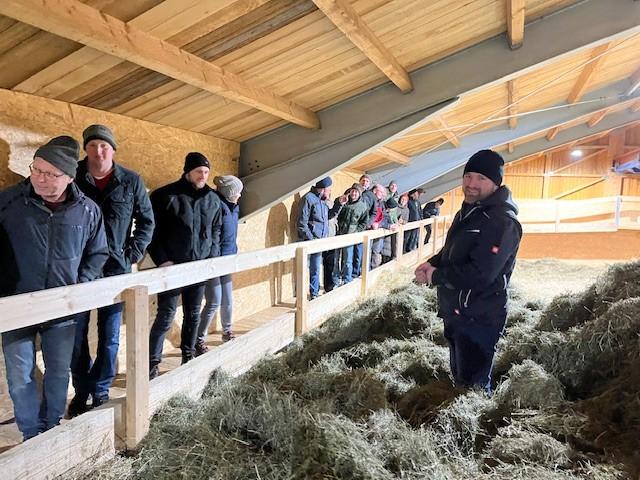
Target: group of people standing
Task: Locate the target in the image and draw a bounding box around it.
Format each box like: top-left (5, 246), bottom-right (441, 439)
top-left (296, 174), bottom-right (444, 299)
top-left (0, 126), bottom-right (243, 440)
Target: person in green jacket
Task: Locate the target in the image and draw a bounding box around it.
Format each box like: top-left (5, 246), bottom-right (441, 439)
top-left (332, 186), bottom-right (369, 286)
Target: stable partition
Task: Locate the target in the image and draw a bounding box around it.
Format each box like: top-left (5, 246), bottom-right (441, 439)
top-left (0, 216), bottom-right (447, 478)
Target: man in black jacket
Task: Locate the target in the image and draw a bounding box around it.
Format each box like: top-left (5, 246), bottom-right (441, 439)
top-left (0, 136), bottom-right (108, 440)
top-left (415, 150), bottom-right (522, 391)
top-left (147, 153), bottom-right (222, 378)
top-left (423, 197), bottom-right (444, 244)
top-left (404, 188), bottom-right (423, 252)
top-left (69, 124), bottom-right (155, 416)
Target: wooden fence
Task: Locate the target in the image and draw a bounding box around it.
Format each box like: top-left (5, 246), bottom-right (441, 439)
top-left (0, 216), bottom-right (448, 479)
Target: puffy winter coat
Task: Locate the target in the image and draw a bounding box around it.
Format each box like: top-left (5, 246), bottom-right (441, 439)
top-left (0, 180), bottom-right (108, 296)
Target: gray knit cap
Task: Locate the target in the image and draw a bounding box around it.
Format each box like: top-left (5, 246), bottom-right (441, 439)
top-left (214, 175), bottom-right (243, 201)
top-left (34, 135), bottom-right (80, 177)
top-left (83, 124), bottom-right (117, 151)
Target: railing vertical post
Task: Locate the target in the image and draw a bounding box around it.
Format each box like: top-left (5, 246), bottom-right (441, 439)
top-left (122, 285), bottom-right (149, 451)
top-left (395, 226), bottom-right (404, 260)
top-left (432, 218), bottom-right (438, 254)
top-left (417, 222), bottom-right (425, 260)
top-left (555, 201), bottom-right (561, 232)
top-left (361, 234), bottom-right (371, 297)
top-left (614, 195), bottom-right (622, 229)
top-left (295, 247), bottom-right (309, 336)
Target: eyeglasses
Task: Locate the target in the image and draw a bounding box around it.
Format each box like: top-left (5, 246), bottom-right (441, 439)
top-left (29, 164), bottom-right (66, 179)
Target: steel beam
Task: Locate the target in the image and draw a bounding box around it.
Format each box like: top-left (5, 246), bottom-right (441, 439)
top-left (417, 108), bottom-right (640, 201)
top-left (239, 0), bottom-right (640, 218)
top-left (373, 81), bottom-right (640, 193)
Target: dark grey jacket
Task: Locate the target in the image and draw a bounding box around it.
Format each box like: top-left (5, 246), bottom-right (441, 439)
top-left (75, 159), bottom-right (154, 277)
top-left (147, 177), bottom-right (223, 266)
top-left (0, 180), bottom-right (109, 296)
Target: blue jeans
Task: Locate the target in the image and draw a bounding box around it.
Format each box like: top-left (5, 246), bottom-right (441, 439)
top-left (149, 283), bottom-right (205, 366)
top-left (352, 243), bottom-right (363, 277)
top-left (308, 252), bottom-right (322, 297)
top-left (332, 245), bottom-right (354, 285)
top-left (2, 317), bottom-right (76, 440)
top-left (71, 303), bottom-right (123, 401)
top-left (197, 275), bottom-right (233, 340)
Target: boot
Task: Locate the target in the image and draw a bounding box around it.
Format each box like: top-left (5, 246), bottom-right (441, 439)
top-left (195, 339), bottom-right (209, 356)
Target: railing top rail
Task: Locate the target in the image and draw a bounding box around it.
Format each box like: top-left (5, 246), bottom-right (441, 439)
top-left (0, 216), bottom-right (448, 333)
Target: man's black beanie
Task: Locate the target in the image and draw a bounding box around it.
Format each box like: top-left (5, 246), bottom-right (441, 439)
top-left (183, 152), bottom-right (210, 173)
top-left (463, 149), bottom-right (504, 186)
top-left (34, 135), bottom-right (80, 177)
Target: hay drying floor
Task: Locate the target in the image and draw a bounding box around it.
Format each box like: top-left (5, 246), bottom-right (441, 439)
top-left (67, 258), bottom-right (640, 480)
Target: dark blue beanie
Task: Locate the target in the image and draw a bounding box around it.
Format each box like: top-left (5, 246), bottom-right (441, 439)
top-left (314, 177), bottom-right (332, 188)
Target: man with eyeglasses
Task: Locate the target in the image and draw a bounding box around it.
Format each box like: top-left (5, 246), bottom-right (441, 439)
top-left (0, 136), bottom-right (108, 441)
top-left (68, 124), bottom-right (155, 417)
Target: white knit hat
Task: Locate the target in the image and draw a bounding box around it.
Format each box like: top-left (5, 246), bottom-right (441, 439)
top-left (214, 175), bottom-right (243, 201)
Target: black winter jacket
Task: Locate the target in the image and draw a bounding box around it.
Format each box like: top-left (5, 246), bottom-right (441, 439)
top-left (430, 186), bottom-right (522, 318)
top-left (147, 178), bottom-right (222, 266)
top-left (76, 159), bottom-right (154, 277)
top-left (0, 180), bottom-right (108, 296)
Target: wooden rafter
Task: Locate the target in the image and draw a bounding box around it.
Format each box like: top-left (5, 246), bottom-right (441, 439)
top-left (435, 117), bottom-right (461, 148)
top-left (507, 143), bottom-right (515, 153)
top-left (631, 101), bottom-right (640, 113)
top-left (587, 108), bottom-right (610, 128)
top-left (14, 0), bottom-right (274, 97)
top-left (0, 0), bottom-right (320, 129)
top-left (546, 126), bottom-right (560, 141)
top-left (506, 0), bottom-right (525, 50)
top-left (312, 0), bottom-right (412, 93)
top-left (553, 176), bottom-right (606, 199)
top-left (377, 146), bottom-right (411, 165)
top-left (567, 42), bottom-right (612, 104)
top-left (628, 66), bottom-right (640, 96)
top-left (507, 79), bottom-right (518, 129)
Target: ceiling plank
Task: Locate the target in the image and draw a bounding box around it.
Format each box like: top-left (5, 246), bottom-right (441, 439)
top-left (506, 0), bottom-right (525, 50)
top-left (627, 66), bottom-right (640, 96)
top-left (435, 117), bottom-right (461, 148)
top-left (567, 42), bottom-right (612, 104)
top-left (0, 0), bottom-right (320, 129)
top-left (377, 146), bottom-right (411, 166)
top-left (587, 108), bottom-right (610, 128)
top-left (312, 0), bottom-right (412, 93)
top-left (507, 79), bottom-right (518, 129)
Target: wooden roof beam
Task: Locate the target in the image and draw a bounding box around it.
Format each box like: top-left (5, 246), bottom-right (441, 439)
top-left (377, 146), bottom-right (411, 166)
top-left (435, 117), bottom-right (461, 148)
top-left (507, 79), bottom-right (518, 129)
top-left (631, 101), bottom-right (640, 113)
top-left (506, 0), bottom-right (525, 50)
top-left (0, 0), bottom-right (320, 129)
top-left (587, 108), bottom-right (611, 128)
top-left (312, 0), bottom-right (412, 93)
top-left (627, 66), bottom-right (640, 96)
top-left (546, 126), bottom-right (560, 141)
top-left (567, 42), bottom-right (612, 104)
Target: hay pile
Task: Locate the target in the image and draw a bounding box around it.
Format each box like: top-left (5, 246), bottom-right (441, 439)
top-left (66, 261), bottom-right (640, 480)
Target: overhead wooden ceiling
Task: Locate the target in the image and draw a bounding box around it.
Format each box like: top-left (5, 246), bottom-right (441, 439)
top-left (351, 30), bottom-right (640, 172)
top-left (0, 0), bottom-right (589, 145)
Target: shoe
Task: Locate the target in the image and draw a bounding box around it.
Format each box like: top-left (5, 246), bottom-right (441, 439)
top-left (181, 354), bottom-right (194, 365)
top-left (195, 339), bottom-right (209, 357)
top-left (67, 395), bottom-right (90, 418)
top-left (149, 364), bottom-right (159, 380)
top-left (92, 395), bottom-right (109, 409)
top-left (221, 331), bottom-right (236, 342)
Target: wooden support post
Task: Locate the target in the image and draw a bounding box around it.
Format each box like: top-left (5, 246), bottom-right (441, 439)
top-left (361, 235), bottom-right (371, 297)
top-left (417, 223), bottom-right (425, 260)
top-left (554, 202), bottom-right (561, 232)
top-left (295, 247), bottom-right (309, 336)
top-left (123, 286), bottom-right (149, 451)
top-left (395, 227), bottom-right (404, 260)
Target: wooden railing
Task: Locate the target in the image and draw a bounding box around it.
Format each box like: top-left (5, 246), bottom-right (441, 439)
top-left (518, 195), bottom-right (640, 233)
top-left (0, 215), bottom-right (449, 479)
